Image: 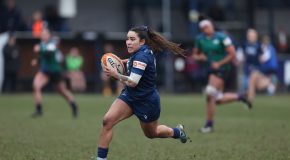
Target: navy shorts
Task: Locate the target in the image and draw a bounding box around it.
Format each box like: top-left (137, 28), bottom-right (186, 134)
top-left (118, 90), bottom-right (161, 123)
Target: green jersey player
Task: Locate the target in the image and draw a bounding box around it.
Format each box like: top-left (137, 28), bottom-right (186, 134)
top-left (193, 19), bottom-right (252, 133)
top-left (31, 29), bottom-right (78, 118)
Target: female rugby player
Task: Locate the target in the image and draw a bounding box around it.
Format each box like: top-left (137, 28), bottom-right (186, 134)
top-left (95, 26), bottom-right (188, 160)
top-left (31, 29), bottom-right (78, 118)
top-left (192, 19), bottom-right (252, 133)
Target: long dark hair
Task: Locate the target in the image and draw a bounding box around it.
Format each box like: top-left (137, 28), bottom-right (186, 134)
top-left (130, 26), bottom-right (185, 56)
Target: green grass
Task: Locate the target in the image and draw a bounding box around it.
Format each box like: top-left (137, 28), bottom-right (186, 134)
top-left (0, 94), bottom-right (289, 160)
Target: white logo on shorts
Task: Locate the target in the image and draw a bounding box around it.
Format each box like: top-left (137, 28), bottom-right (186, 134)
top-left (144, 115), bottom-right (148, 119)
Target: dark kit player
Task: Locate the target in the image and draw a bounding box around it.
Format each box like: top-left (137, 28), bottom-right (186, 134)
top-left (94, 26), bottom-right (188, 160)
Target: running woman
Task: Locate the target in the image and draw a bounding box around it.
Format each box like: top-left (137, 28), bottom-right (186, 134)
top-left (31, 29), bottom-right (78, 118)
top-left (95, 26), bottom-right (188, 160)
top-left (192, 19), bottom-right (252, 133)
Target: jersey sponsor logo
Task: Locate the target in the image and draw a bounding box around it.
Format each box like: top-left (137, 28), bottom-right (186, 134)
top-left (213, 39), bottom-right (220, 45)
top-left (46, 43), bottom-right (56, 51)
top-left (246, 46), bottom-right (258, 55)
top-left (133, 61), bottom-right (147, 70)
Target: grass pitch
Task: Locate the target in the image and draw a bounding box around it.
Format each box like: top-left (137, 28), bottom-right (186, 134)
top-left (0, 94), bottom-right (289, 160)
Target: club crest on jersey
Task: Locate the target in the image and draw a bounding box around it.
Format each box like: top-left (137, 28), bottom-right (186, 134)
top-left (133, 61), bottom-right (147, 70)
top-left (213, 39), bottom-right (220, 45)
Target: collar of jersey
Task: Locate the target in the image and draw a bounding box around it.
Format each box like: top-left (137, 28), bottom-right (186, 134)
top-left (201, 33), bottom-right (218, 39)
top-left (134, 45), bottom-right (150, 54)
top-left (41, 39), bottom-right (54, 45)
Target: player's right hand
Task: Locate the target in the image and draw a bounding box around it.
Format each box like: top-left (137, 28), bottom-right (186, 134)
top-left (192, 53), bottom-right (207, 61)
top-left (31, 59), bottom-right (38, 66)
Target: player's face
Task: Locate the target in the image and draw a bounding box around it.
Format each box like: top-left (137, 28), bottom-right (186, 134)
top-left (126, 31), bottom-right (144, 54)
top-left (40, 30), bottom-right (51, 42)
top-left (247, 29), bottom-right (258, 43)
top-left (201, 25), bottom-right (214, 35)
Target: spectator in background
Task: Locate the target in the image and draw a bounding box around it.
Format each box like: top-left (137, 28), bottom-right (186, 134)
top-left (100, 43), bottom-right (124, 96)
top-left (277, 29), bottom-right (288, 53)
top-left (31, 10), bottom-right (47, 38)
top-left (65, 47), bottom-right (86, 92)
top-left (247, 35), bottom-right (279, 102)
top-left (0, 0), bottom-right (27, 33)
top-left (2, 34), bottom-right (19, 92)
top-left (44, 4), bottom-right (69, 32)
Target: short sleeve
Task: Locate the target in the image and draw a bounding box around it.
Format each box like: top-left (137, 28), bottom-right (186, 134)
top-left (46, 42), bottom-right (57, 52)
top-left (131, 53), bottom-right (148, 76)
top-left (222, 36), bottom-right (233, 47)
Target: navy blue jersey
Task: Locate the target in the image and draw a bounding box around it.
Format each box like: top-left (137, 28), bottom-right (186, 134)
top-left (242, 42), bottom-right (263, 75)
top-left (242, 42), bottom-right (263, 67)
top-left (261, 44), bottom-right (278, 74)
top-left (124, 45), bottom-right (157, 100)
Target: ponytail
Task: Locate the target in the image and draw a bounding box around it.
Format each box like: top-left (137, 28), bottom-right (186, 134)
top-left (130, 26), bottom-right (185, 56)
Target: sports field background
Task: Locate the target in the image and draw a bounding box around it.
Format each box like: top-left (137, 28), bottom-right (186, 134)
top-left (0, 94), bottom-right (289, 160)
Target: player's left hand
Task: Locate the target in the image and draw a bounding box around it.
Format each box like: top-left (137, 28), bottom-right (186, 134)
top-left (121, 59), bottom-right (128, 64)
top-left (211, 62), bottom-right (221, 69)
top-left (103, 65), bottom-right (119, 79)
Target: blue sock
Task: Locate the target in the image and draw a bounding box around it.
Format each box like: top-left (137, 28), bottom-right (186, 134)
top-left (97, 147), bottom-right (108, 159)
top-left (205, 120), bottom-right (213, 127)
top-left (172, 128), bottom-right (180, 139)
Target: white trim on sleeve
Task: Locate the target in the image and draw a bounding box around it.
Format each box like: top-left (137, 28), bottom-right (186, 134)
top-left (223, 37), bottom-right (232, 46)
top-left (128, 72), bottom-right (142, 84)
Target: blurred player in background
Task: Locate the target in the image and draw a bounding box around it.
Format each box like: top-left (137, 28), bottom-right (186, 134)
top-left (247, 35), bottom-right (279, 102)
top-left (31, 28), bottom-right (78, 118)
top-left (95, 26), bottom-right (188, 160)
top-left (192, 19), bottom-right (252, 133)
top-left (238, 28), bottom-right (264, 90)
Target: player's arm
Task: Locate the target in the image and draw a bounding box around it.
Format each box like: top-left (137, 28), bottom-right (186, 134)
top-left (103, 65), bottom-right (140, 87)
top-left (258, 45), bottom-right (268, 63)
top-left (192, 38), bottom-right (207, 61)
top-left (31, 44), bottom-right (40, 66)
top-left (212, 37), bottom-right (235, 69)
top-left (121, 59), bottom-right (128, 64)
top-left (192, 48), bottom-right (207, 61)
top-left (118, 72), bottom-right (141, 87)
top-left (213, 45), bottom-right (235, 68)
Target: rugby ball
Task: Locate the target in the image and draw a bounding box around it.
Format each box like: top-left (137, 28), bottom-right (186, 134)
top-left (101, 53), bottom-right (125, 74)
